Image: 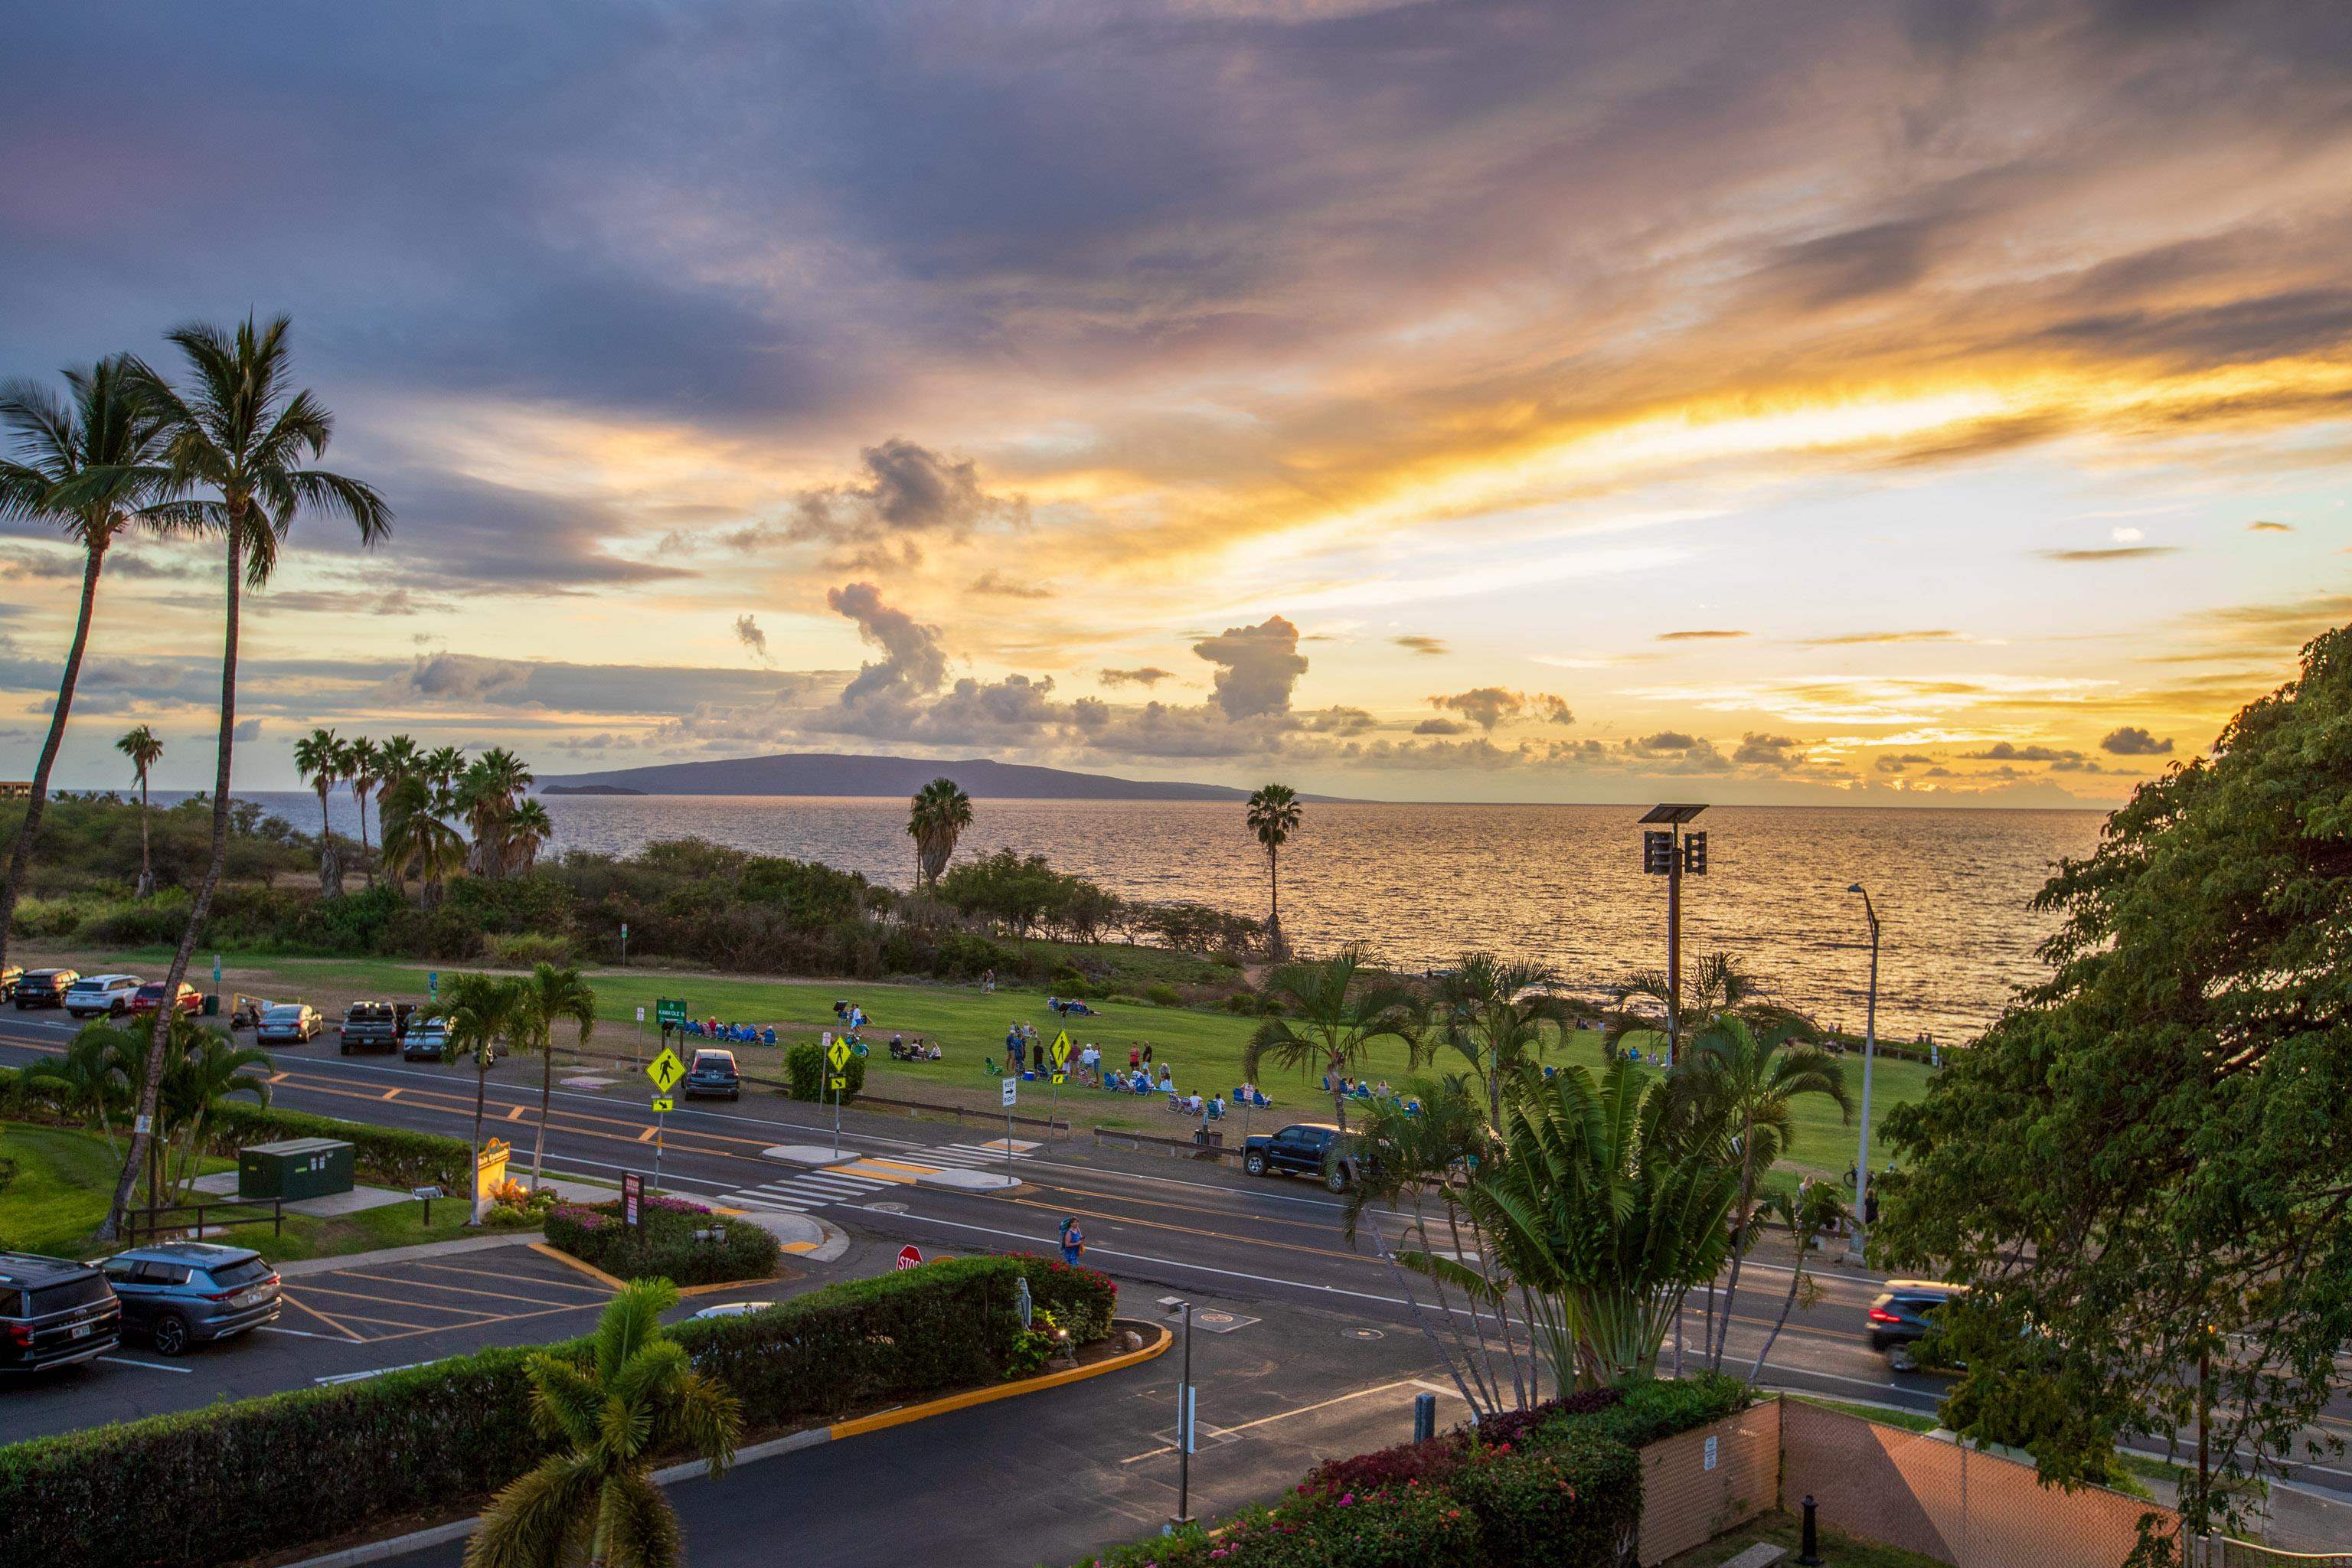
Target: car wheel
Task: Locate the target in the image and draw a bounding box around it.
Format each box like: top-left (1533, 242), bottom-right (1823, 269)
top-left (1244, 1152), bottom-right (1266, 1177)
top-left (1325, 1165), bottom-right (1350, 1194)
top-left (150, 1315), bottom-right (191, 1357)
top-left (1886, 1344), bottom-right (1919, 1374)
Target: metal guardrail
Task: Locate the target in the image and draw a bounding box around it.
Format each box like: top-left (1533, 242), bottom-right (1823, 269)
top-left (122, 1196), bottom-right (285, 1246)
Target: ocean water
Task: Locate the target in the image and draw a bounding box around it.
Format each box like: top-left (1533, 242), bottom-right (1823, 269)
top-left (222, 792), bottom-right (2102, 1043)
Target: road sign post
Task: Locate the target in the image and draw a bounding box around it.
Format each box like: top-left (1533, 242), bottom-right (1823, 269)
top-left (645, 1047), bottom-right (684, 1192)
top-left (826, 1033), bottom-right (852, 1158)
top-left (1001, 1076), bottom-right (1018, 1181)
top-left (1050, 1029), bottom-right (1073, 1135)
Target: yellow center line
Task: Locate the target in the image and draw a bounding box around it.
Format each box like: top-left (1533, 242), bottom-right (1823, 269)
top-left (637, 1126), bottom-right (657, 1143)
top-left (507, 1106), bottom-right (524, 1122)
top-left (1023, 1176), bottom-right (1373, 1236)
top-left (380, 1087), bottom-right (402, 1101)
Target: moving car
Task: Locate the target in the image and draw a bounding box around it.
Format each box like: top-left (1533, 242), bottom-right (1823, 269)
top-left (64, 973), bottom-right (142, 1018)
top-left (12, 969), bottom-right (79, 1010)
top-left (0, 964), bottom-right (21, 1001)
top-left (1867, 1279), bottom-right (1965, 1370)
top-left (129, 980), bottom-right (201, 1018)
top-left (338, 1001), bottom-right (401, 1054)
top-left (100, 1242), bottom-right (280, 1356)
top-left (1241, 1122), bottom-right (1362, 1192)
top-left (401, 1017), bottom-right (450, 1062)
top-left (254, 1003), bottom-right (323, 1045)
top-left (684, 1049), bottom-right (740, 1100)
top-left (0, 1251), bottom-right (120, 1371)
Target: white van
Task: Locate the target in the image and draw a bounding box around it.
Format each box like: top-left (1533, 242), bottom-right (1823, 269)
top-left (64, 974), bottom-right (142, 1018)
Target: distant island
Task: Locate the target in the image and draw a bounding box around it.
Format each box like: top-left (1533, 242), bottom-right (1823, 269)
top-left (536, 751), bottom-right (1348, 802)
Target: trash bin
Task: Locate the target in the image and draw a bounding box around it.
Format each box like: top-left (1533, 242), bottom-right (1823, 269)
top-left (238, 1138), bottom-right (354, 1201)
top-left (201, 993), bottom-right (220, 1016)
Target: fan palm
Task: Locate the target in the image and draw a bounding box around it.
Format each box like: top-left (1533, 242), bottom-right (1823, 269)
top-left (116, 725), bottom-right (165, 897)
top-left (376, 733), bottom-right (421, 792)
top-left (512, 962), bottom-right (596, 1193)
top-left (1242, 946), bottom-right (1418, 1137)
top-left (75, 315), bottom-right (390, 1243)
top-left (506, 798), bottom-right (554, 875)
top-left (1432, 952), bottom-right (1578, 1130)
top-left (345, 736), bottom-right (381, 884)
top-left (905, 777), bottom-right (973, 893)
top-left (466, 1277), bottom-right (741, 1568)
top-left (1603, 949), bottom-right (1802, 1067)
top-left (0, 358), bottom-right (172, 975)
top-left (379, 774), bottom-right (466, 904)
top-left (1243, 782), bottom-right (1302, 957)
top-left (1671, 1013), bottom-right (1850, 1372)
top-left (293, 727), bottom-right (345, 895)
top-left (439, 972), bottom-right (525, 1222)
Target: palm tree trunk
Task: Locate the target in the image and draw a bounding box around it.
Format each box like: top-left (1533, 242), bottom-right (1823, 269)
top-left (530, 1034), bottom-right (550, 1191)
top-left (0, 544), bottom-right (106, 977)
top-left (136, 772), bottom-right (154, 897)
top-left (1749, 1225), bottom-right (1811, 1383)
top-left (106, 528), bottom-right (240, 1242)
top-left (316, 783), bottom-right (342, 896)
top-left (1712, 1132), bottom-right (1760, 1372)
top-left (354, 782), bottom-right (372, 887)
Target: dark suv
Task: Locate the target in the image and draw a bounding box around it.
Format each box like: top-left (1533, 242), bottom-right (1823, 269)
top-left (0, 1251), bottom-right (120, 1370)
top-left (1241, 1122), bottom-right (1363, 1192)
top-left (12, 969), bottom-right (78, 1010)
top-left (1867, 1279), bottom-right (1964, 1369)
top-left (684, 1049), bottom-right (740, 1100)
top-left (100, 1242), bottom-right (281, 1356)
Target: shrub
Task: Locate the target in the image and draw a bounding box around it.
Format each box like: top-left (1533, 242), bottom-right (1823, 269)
top-left (198, 1103), bottom-right (472, 1190)
top-left (1445, 1435), bottom-right (1640, 1566)
top-left (1303, 1432), bottom-right (1472, 1496)
top-left (1226, 991), bottom-right (1259, 1014)
top-left (1470, 1385), bottom-right (1622, 1449)
top-left (1145, 983), bottom-right (1182, 1007)
top-left (0, 1254), bottom-right (1114, 1568)
top-left (80, 890), bottom-right (195, 947)
top-left (543, 1196), bottom-right (778, 1285)
top-left (483, 930), bottom-right (573, 968)
top-left (785, 1037), bottom-right (867, 1103)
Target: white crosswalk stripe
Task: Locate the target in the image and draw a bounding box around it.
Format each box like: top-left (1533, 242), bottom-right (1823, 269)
top-left (927, 1142), bottom-right (1036, 1165)
top-left (717, 1168), bottom-right (893, 1212)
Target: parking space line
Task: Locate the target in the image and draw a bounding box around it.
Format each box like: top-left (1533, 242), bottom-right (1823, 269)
top-left (407, 1259), bottom-right (614, 1295)
top-left (286, 1283), bottom-right (506, 1320)
top-left (278, 1291), bottom-right (368, 1342)
top-left (294, 1307), bottom-right (444, 1333)
top-left (96, 1354), bottom-right (193, 1374)
top-left (528, 1242), bottom-right (629, 1291)
top-left (338, 1302), bottom-right (614, 1345)
top-left (335, 1269), bottom-right (592, 1311)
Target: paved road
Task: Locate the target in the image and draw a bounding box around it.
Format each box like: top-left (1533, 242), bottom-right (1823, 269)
top-left (5, 1010), bottom-right (2349, 1501)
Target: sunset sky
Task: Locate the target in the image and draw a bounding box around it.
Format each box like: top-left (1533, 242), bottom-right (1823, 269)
top-left (3, 0), bottom-right (2347, 802)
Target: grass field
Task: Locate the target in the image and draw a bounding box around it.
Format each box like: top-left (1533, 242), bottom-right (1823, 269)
top-left (26, 944), bottom-right (1934, 1175)
top-left (0, 1119), bottom-right (478, 1262)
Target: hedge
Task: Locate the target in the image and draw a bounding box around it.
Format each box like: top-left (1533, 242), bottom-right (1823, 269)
top-left (784, 1036), bottom-right (868, 1103)
top-left (200, 1102), bottom-right (472, 1191)
top-left (1071, 1375), bottom-right (1746, 1568)
top-left (543, 1194), bottom-right (779, 1285)
top-left (0, 1253), bottom-right (1116, 1568)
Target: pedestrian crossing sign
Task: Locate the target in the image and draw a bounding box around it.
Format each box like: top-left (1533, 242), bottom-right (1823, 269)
top-left (1051, 1031), bottom-right (1072, 1067)
top-left (829, 1074), bottom-right (848, 1090)
top-left (647, 1047), bottom-right (685, 1093)
top-left (827, 1038), bottom-right (851, 1071)
top-left (651, 1096), bottom-right (674, 1113)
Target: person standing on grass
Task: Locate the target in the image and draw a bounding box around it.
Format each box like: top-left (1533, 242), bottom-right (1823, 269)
top-left (1060, 1216), bottom-right (1084, 1266)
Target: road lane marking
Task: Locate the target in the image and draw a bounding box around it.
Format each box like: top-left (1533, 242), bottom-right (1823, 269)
top-left (1120, 1377), bottom-right (1463, 1463)
top-left (997, 1191), bottom-right (1369, 1264)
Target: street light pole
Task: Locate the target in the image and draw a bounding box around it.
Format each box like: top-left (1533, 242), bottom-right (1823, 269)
top-left (1847, 882), bottom-right (1880, 1264)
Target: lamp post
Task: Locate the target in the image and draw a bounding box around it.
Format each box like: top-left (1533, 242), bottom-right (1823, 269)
top-left (1846, 882), bottom-right (1880, 1264)
top-left (1638, 804), bottom-right (1709, 1064)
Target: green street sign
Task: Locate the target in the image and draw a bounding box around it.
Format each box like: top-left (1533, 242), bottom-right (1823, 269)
top-left (655, 998), bottom-right (688, 1027)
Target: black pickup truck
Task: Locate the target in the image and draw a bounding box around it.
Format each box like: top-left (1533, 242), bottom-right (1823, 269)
top-left (337, 1001), bottom-right (403, 1055)
top-left (1240, 1122), bottom-right (1363, 1192)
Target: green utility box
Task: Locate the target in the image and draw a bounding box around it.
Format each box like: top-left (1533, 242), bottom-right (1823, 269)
top-left (237, 1137), bottom-right (354, 1201)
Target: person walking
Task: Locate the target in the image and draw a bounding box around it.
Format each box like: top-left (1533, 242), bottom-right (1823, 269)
top-left (1059, 1216), bottom-right (1084, 1266)
top-left (1142, 1042), bottom-right (1154, 1070)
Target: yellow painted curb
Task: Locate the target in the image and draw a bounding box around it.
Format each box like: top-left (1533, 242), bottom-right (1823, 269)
top-left (675, 1273), bottom-right (790, 1298)
top-left (828, 1318), bottom-right (1172, 1440)
top-left (528, 1241), bottom-right (629, 1292)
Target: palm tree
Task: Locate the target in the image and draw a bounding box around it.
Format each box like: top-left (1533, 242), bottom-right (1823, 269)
top-left (1747, 1181), bottom-right (1850, 1384)
top-left (0, 358), bottom-right (171, 975)
top-left (1671, 1014), bottom-right (1850, 1373)
top-left (293, 727), bottom-right (345, 895)
top-left (466, 1278), bottom-right (741, 1568)
top-left (1245, 782), bottom-right (1302, 959)
top-left (456, 747), bottom-right (532, 877)
top-left (505, 797), bottom-right (554, 875)
top-left (439, 972), bottom-right (524, 1223)
top-left (905, 777), bottom-right (973, 893)
top-left (158, 1026), bottom-right (271, 1200)
top-left (1604, 949), bottom-right (1799, 1068)
top-left (1242, 946), bottom-right (1418, 1138)
top-left (376, 733), bottom-right (420, 792)
top-left (25, 1024), bottom-right (129, 1149)
top-left (345, 736), bottom-right (381, 885)
top-left (79, 315), bottom-right (390, 1243)
top-left (422, 744), bottom-right (466, 797)
top-left (513, 962), bottom-right (596, 1194)
top-left (379, 774), bottom-right (465, 905)
top-left (116, 725), bottom-right (165, 897)
top-left (1432, 952), bottom-right (1577, 1130)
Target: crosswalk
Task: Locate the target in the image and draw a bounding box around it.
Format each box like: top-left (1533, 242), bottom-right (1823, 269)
top-left (715, 1140), bottom-right (1037, 1213)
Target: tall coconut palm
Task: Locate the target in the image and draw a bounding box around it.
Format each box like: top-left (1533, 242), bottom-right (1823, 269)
top-left (378, 773), bottom-right (464, 904)
top-left (506, 797), bottom-right (553, 875)
top-left (1242, 946), bottom-right (1418, 1139)
top-left (467, 1278), bottom-right (741, 1568)
top-left (1432, 951), bottom-right (1578, 1131)
top-left (293, 727), bottom-right (345, 895)
top-left (345, 735), bottom-right (381, 885)
top-left (115, 725), bottom-right (165, 897)
top-left (80, 315), bottom-right (391, 1243)
top-left (439, 972), bottom-right (524, 1223)
top-left (512, 962), bottom-right (596, 1193)
top-left (905, 776), bottom-right (972, 893)
top-left (0, 358), bottom-right (171, 975)
top-left (1671, 1013), bottom-right (1850, 1373)
top-left (1245, 782), bottom-right (1302, 958)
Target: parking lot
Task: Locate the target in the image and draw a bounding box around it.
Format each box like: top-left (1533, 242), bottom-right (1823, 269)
top-left (279, 1246), bottom-right (617, 1347)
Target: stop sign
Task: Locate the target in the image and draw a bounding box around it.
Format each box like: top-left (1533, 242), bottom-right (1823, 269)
top-left (896, 1244), bottom-right (923, 1270)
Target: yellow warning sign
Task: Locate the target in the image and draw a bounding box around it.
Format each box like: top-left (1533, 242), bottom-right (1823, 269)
top-left (646, 1047), bottom-right (685, 1093)
top-left (1051, 1031), bottom-right (1073, 1067)
top-left (827, 1038), bottom-right (851, 1071)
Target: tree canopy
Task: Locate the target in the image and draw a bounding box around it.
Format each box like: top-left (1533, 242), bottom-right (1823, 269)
top-left (1878, 623), bottom-right (2352, 1527)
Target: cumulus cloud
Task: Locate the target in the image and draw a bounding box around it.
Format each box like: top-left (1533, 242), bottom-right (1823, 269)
top-left (2101, 725), bottom-right (2175, 755)
top-left (1426, 688), bottom-right (1573, 730)
top-left (1098, 666), bottom-right (1174, 688)
top-left (826, 582), bottom-right (949, 706)
top-left (232, 717), bottom-right (263, 742)
top-left (1873, 752), bottom-right (1936, 773)
top-left (970, 570), bottom-right (1050, 599)
top-left (1414, 717), bottom-right (1468, 735)
top-left (1191, 616), bottom-right (1307, 720)
top-left (781, 439), bottom-right (1028, 569)
top-left (733, 614), bottom-right (770, 664)
top-left (1732, 732), bottom-right (1805, 767)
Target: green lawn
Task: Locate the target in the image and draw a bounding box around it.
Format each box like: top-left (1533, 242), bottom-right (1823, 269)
top-left (41, 945), bottom-right (1930, 1172)
top-left (0, 1119), bottom-right (479, 1262)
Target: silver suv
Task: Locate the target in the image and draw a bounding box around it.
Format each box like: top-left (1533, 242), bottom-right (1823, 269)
top-left (100, 1242), bottom-right (281, 1356)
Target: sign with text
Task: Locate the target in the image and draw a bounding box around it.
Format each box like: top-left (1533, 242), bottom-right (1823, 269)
top-left (1001, 1077), bottom-right (1018, 1108)
top-left (622, 1171), bottom-right (643, 1229)
top-left (655, 998), bottom-right (688, 1027)
top-left (896, 1244), bottom-right (923, 1270)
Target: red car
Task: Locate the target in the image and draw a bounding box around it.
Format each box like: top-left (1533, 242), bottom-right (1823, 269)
top-left (129, 981), bottom-right (202, 1018)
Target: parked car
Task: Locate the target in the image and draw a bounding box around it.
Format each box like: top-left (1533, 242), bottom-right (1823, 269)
top-left (1867, 1279), bottom-right (1965, 1369)
top-left (684, 1049), bottom-right (740, 1100)
top-left (401, 1017), bottom-right (450, 1062)
top-left (129, 980), bottom-right (201, 1018)
top-left (64, 973), bottom-right (142, 1018)
top-left (12, 969), bottom-right (79, 1010)
top-left (254, 1003), bottom-right (323, 1044)
top-left (99, 1242), bottom-right (280, 1356)
top-left (0, 1251), bottom-right (120, 1371)
top-left (338, 1001), bottom-right (402, 1054)
top-left (1241, 1122), bottom-right (1363, 1191)
top-left (0, 964), bottom-right (21, 1001)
